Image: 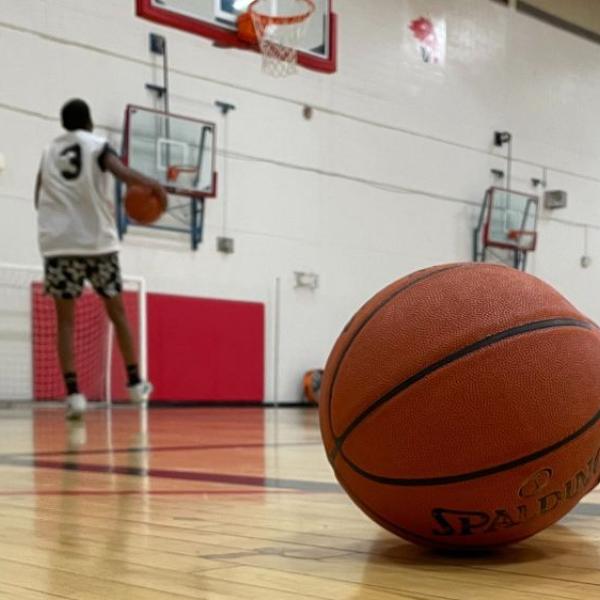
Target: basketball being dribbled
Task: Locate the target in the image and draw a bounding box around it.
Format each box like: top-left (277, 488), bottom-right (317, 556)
top-left (320, 263), bottom-right (600, 549)
top-left (124, 185), bottom-right (166, 225)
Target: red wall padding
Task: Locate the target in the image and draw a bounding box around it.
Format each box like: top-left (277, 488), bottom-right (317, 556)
top-left (147, 293), bottom-right (265, 403)
top-left (33, 285), bottom-right (264, 404)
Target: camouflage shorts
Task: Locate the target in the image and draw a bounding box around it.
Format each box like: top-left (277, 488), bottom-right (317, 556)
top-left (44, 253), bottom-right (122, 299)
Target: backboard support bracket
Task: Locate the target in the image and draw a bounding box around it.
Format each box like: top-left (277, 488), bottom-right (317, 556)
top-left (145, 83), bottom-right (167, 98)
top-left (215, 101), bottom-right (236, 115)
top-left (493, 130), bottom-right (513, 191)
top-left (147, 33), bottom-right (170, 113)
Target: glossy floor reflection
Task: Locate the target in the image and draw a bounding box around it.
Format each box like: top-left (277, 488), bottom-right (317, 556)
top-left (0, 405), bottom-right (599, 599)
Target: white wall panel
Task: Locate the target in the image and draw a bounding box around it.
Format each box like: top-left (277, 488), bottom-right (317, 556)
top-left (1, 0), bottom-right (600, 402)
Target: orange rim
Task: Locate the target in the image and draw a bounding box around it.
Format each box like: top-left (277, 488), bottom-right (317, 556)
top-left (248, 0), bottom-right (315, 26)
top-left (167, 165), bottom-right (200, 182)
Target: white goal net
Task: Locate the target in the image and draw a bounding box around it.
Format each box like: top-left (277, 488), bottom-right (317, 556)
top-left (0, 262), bottom-right (146, 403)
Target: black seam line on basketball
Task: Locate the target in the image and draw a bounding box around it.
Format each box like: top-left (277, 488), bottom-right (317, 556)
top-left (326, 263), bottom-right (513, 444)
top-left (334, 467), bottom-right (448, 548)
top-left (340, 399), bottom-right (600, 487)
top-left (331, 317), bottom-right (595, 466)
top-left (326, 264), bottom-right (468, 444)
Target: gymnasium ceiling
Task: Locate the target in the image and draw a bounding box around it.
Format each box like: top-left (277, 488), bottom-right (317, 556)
top-left (516, 0), bottom-right (600, 41)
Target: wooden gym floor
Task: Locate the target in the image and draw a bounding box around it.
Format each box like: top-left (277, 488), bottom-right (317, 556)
top-left (0, 405), bottom-right (599, 599)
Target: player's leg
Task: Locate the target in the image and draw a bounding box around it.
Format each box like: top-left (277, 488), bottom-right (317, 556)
top-left (103, 294), bottom-right (137, 365)
top-left (88, 253), bottom-right (152, 403)
top-left (103, 294), bottom-right (152, 402)
top-left (54, 297), bottom-right (76, 374)
top-left (44, 256), bottom-right (87, 419)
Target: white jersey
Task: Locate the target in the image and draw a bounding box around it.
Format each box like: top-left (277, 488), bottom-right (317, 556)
top-left (37, 130), bottom-right (120, 257)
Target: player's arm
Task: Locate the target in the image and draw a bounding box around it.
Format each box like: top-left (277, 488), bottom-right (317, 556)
top-left (103, 153), bottom-right (167, 204)
top-left (34, 170), bottom-right (41, 209)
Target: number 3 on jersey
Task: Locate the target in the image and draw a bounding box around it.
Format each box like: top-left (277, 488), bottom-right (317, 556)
top-left (59, 144), bottom-right (82, 180)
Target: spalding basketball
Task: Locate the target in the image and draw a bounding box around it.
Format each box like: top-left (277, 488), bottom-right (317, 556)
top-left (124, 186), bottom-right (166, 225)
top-left (320, 263), bottom-right (600, 549)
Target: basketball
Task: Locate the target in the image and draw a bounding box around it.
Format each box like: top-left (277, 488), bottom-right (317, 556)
top-left (303, 369), bottom-right (324, 405)
top-left (320, 263), bottom-right (600, 549)
top-left (237, 11), bottom-right (258, 45)
top-left (124, 185), bottom-right (166, 225)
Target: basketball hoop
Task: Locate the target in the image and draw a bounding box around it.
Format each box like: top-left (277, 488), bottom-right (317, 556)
top-left (244, 0), bottom-right (315, 77)
top-left (166, 165), bottom-right (200, 190)
top-left (507, 229), bottom-right (537, 252)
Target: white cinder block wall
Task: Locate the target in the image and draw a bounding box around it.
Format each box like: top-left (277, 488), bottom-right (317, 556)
top-left (1, 0), bottom-right (600, 403)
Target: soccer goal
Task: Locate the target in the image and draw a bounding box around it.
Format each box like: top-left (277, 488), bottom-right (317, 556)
top-left (0, 262), bottom-right (147, 404)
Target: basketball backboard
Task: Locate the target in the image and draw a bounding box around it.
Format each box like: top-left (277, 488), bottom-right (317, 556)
top-left (122, 105), bottom-right (217, 198)
top-left (136, 0), bottom-right (337, 73)
top-left (473, 187), bottom-right (539, 271)
top-left (484, 188), bottom-right (538, 252)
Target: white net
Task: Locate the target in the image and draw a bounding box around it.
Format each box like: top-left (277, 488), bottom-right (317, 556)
top-left (250, 0), bottom-right (315, 77)
top-left (0, 263), bottom-right (146, 403)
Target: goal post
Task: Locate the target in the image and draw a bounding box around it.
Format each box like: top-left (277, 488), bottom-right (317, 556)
top-left (0, 262), bottom-right (147, 404)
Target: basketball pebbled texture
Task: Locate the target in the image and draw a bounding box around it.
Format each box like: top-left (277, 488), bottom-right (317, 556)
top-left (319, 263), bottom-right (600, 549)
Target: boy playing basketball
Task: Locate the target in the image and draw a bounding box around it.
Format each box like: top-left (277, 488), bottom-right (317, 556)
top-left (35, 99), bottom-right (166, 419)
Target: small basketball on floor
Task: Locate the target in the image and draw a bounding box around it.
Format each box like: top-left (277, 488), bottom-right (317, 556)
top-left (124, 186), bottom-right (166, 225)
top-left (320, 263), bottom-right (600, 550)
top-left (303, 369), bottom-right (324, 405)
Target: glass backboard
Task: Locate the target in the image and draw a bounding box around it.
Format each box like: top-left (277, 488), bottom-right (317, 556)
top-left (123, 105), bottom-right (217, 198)
top-left (484, 188), bottom-right (538, 252)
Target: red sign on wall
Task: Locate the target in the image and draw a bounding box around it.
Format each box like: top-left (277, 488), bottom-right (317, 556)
top-left (409, 17), bottom-right (446, 65)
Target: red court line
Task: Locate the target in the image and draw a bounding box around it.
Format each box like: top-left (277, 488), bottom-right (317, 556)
top-left (21, 458), bottom-right (341, 493)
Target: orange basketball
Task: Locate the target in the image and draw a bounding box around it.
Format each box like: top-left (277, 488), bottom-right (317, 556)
top-left (303, 369), bottom-right (324, 405)
top-left (320, 263), bottom-right (600, 550)
top-left (124, 186), bottom-right (166, 225)
top-left (237, 11), bottom-right (258, 45)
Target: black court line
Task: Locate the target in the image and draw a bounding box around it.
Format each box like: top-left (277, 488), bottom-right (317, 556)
top-left (2, 456), bottom-right (600, 519)
top-left (3, 456), bottom-right (341, 493)
top-left (0, 441), bottom-right (322, 461)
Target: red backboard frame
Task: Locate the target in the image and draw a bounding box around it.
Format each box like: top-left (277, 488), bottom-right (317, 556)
top-left (122, 104), bottom-right (218, 200)
top-left (483, 187), bottom-right (538, 253)
top-left (136, 0), bottom-right (337, 73)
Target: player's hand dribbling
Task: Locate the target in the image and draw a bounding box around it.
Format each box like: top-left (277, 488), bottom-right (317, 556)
top-left (151, 182), bottom-right (168, 209)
